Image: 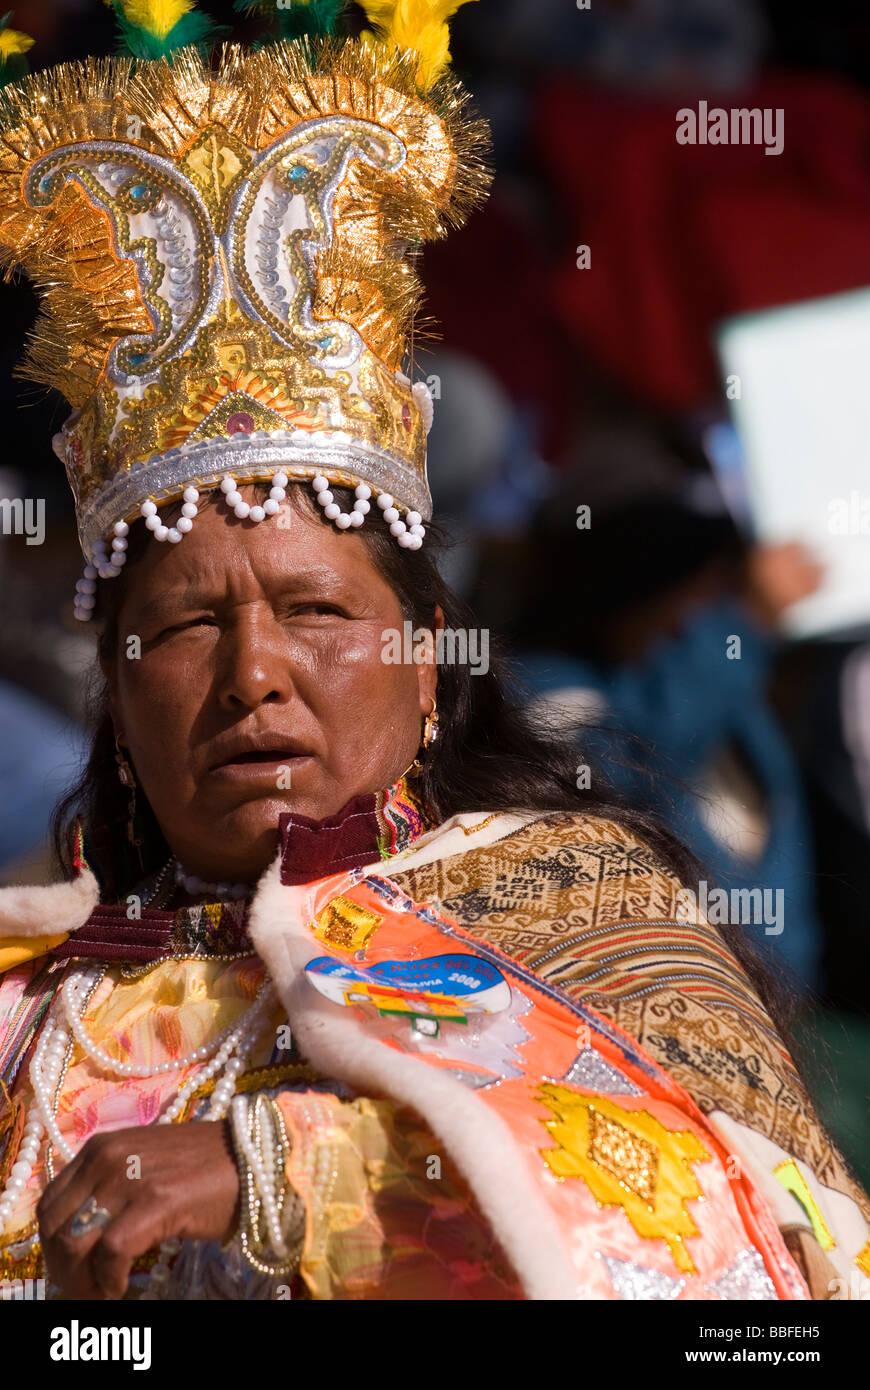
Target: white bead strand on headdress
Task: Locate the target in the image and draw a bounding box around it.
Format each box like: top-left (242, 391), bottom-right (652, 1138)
top-left (72, 465), bottom-right (427, 621)
top-left (310, 477), bottom-right (426, 549)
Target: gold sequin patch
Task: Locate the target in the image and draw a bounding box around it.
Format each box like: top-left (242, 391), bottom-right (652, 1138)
top-left (589, 1108), bottom-right (659, 1202)
top-left (314, 896), bottom-right (383, 953)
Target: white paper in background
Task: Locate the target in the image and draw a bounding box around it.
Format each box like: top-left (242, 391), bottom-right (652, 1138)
top-left (717, 288), bottom-right (870, 639)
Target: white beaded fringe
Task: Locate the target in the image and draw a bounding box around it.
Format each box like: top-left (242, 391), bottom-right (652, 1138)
top-left (72, 470), bottom-right (426, 622)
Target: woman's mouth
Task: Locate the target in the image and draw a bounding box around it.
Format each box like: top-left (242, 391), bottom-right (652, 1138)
top-left (208, 750), bottom-right (314, 782)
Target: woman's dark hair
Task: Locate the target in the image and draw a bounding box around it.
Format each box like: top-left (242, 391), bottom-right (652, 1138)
top-left (51, 480), bottom-right (797, 1037)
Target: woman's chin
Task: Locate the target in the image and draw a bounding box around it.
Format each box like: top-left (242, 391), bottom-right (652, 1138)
top-left (172, 811), bottom-right (282, 885)
top-left (172, 785), bottom-right (335, 879)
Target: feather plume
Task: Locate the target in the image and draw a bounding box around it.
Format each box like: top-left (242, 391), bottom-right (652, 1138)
top-left (358, 0), bottom-right (478, 90)
top-left (107, 0), bottom-right (225, 58)
top-left (233, 0), bottom-right (350, 41)
top-left (0, 12), bottom-right (32, 87)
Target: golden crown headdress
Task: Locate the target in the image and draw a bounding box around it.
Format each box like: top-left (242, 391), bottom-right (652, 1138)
top-left (0, 0), bottom-right (489, 618)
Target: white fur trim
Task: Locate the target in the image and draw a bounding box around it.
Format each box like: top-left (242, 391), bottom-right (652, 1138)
top-left (0, 870), bottom-right (99, 938)
top-left (369, 810), bottom-right (542, 876)
top-left (247, 850), bottom-right (586, 1300)
top-left (710, 1109), bottom-right (870, 1283)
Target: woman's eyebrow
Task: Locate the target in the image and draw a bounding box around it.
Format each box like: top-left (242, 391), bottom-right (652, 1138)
top-left (268, 567), bottom-right (353, 596)
top-left (133, 569), bottom-right (353, 623)
top-left (133, 593), bottom-right (188, 626)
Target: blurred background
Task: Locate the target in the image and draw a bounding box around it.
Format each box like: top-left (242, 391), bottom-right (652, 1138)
top-left (2, 0), bottom-right (870, 1185)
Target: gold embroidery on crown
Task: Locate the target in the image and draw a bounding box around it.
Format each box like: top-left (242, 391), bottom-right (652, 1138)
top-left (0, 41), bottom-right (491, 554)
top-left (180, 127), bottom-right (253, 232)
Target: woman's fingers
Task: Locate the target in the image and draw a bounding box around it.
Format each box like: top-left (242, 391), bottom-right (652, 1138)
top-left (38, 1131), bottom-right (140, 1298)
top-left (35, 1121), bottom-right (241, 1297)
top-left (32, 1150), bottom-right (83, 1220)
top-left (42, 1177), bottom-right (171, 1300)
top-left (35, 1128), bottom-right (129, 1239)
top-left (89, 1200), bottom-right (169, 1300)
top-left (36, 1132), bottom-right (118, 1240)
top-left (42, 1187), bottom-right (128, 1300)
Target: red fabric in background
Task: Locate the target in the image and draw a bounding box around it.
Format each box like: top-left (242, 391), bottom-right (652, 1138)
top-left (422, 196), bottom-right (578, 456)
top-left (538, 71), bottom-right (870, 409)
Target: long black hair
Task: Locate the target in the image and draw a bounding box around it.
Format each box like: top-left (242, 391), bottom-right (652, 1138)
top-left (51, 481), bottom-right (797, 1036)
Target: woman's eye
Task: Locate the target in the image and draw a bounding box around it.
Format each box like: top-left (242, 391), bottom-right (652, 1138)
top-left (161, 616), bottom-right (215, 636)
top-left (289, 603), bottom-right (346, 618)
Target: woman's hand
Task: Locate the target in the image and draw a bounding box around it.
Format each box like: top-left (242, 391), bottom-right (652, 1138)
top-left (36, 1120), bottom-right (240, 1299)
top-left (743, 541), bottom-right (824, 629)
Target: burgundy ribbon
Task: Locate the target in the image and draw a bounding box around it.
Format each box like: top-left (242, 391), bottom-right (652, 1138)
top-left (278, 792), bottom-right (384, 885)
top-left (52, 794), bottom-right (389, 961)
top-left (50, 906), bottom-right (178, 963)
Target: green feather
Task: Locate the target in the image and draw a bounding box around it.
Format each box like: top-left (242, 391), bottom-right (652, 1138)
top-left (233, 0), bottom-right (349, 41)
top-left (110, 5), bottom-right (229, 60)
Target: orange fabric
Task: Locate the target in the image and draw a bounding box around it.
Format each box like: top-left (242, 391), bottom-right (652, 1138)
top-left (0, 934), bottom-right (69, 977)
top-left (283, 868), bottom-right (809, 1298)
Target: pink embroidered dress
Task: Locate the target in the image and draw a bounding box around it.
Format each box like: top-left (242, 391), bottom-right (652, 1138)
top-left (0, 781), bottom-right (518, 1299)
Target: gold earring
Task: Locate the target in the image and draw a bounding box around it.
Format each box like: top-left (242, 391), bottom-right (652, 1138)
top-left (422, 698), bottom-right (440, 749)
top-left (115, 733), bottom-right (145, 868)
top-left (399, 698), bottom-right (440, 781)
top-left (114, 732), bottom-right (136, 788)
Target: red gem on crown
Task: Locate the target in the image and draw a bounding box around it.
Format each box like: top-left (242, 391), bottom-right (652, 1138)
top-left (226, 412), bottom-right (255, 435)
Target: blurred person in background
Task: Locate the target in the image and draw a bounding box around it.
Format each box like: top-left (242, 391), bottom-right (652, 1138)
top-left (0, 466), bottom-right (88, 883)
top-left (513, 488), bottom-right (824, 993)
top-left (422, 349), bottom-right (553, 600)
top-left (0, 678), bottom-right (86, 880)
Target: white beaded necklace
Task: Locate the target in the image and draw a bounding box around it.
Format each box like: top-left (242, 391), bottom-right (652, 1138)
top-left (172, 860), bottom-right (250, 902)
top-left (231, 1095), bottom-right (288, 1259)
top-left (0, 962), bottom-right (275, 1295)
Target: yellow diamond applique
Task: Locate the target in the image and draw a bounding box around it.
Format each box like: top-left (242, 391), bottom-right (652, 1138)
top-left (537, 1083), bottom-right (711, 1274)
top-left (588, 1109), bottom-right (659, 1201)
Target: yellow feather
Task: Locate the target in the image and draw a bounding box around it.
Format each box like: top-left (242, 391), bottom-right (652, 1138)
top-left (116, 0), bottom-right (195, 41)
top-left (359, 0), bottom-right (479, 89)
top-left (0, 28), bottom-right (34, 58)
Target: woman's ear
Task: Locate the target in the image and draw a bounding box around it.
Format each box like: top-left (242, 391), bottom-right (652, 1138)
top-left (417, 605), bottom-right (445, 713)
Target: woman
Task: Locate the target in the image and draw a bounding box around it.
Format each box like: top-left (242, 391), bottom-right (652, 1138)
top-left (0, 4), bottom-right (868, 1301)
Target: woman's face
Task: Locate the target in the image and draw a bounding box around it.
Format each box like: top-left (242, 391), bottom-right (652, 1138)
top-left (102, 487), bottom-right (439, 884)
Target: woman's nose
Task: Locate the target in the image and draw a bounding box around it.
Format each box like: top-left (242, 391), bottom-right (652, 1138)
top-left (215, 608), bottom-right (296, 710)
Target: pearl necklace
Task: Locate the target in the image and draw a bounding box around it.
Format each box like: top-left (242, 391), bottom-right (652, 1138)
top-left (231, 1095), bottom-right (288, 1258)
top-left (172, 860), bottom-right (250, 902)
top-left (58, 969), bottom-right (268, 1085)
top-left (0, 963), bottom-right (275, 1296)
